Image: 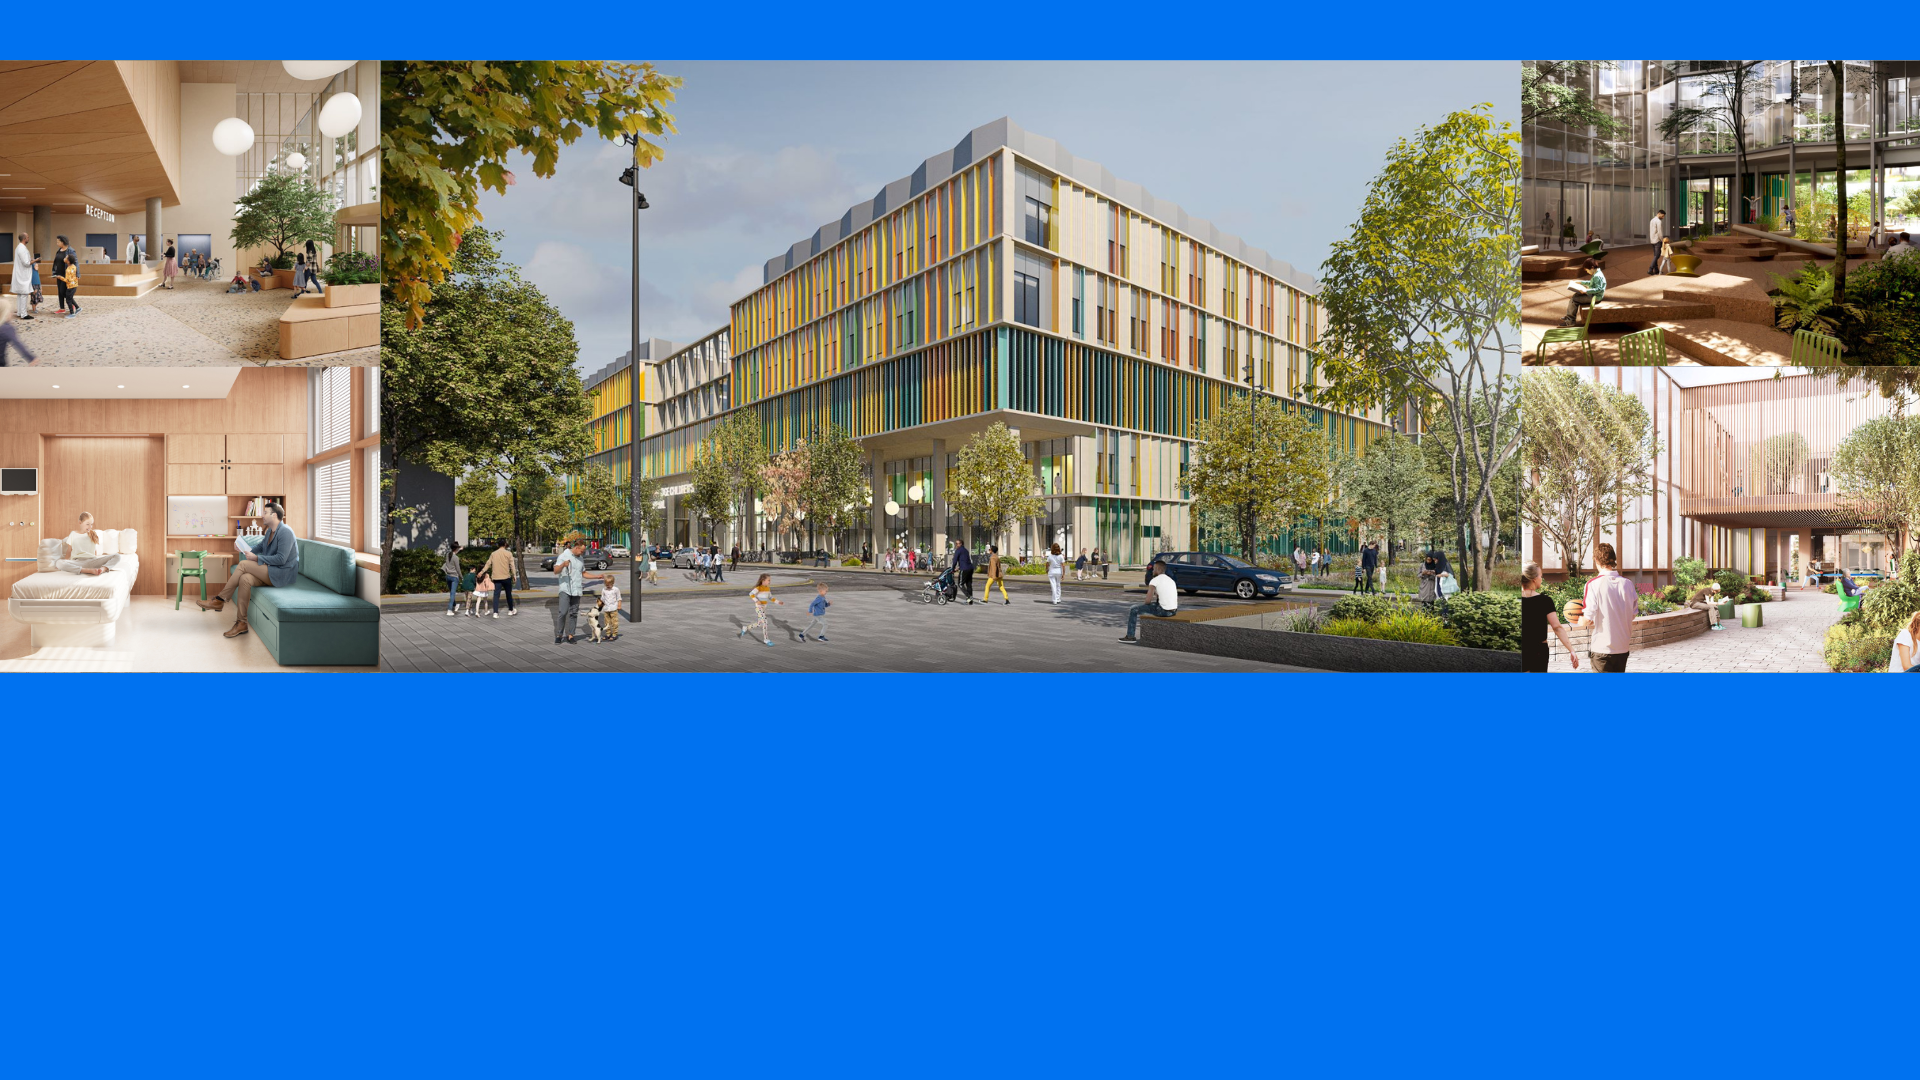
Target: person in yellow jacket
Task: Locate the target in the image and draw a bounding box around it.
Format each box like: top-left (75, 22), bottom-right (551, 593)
top-left (983, 545), bottom-right (1010, 605)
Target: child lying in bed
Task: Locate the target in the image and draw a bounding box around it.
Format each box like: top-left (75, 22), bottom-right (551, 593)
top-left (58, 512), bottom-right (122, 575)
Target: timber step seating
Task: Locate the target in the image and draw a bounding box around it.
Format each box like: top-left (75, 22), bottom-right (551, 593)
top-left (278, 294), bottom-right (378, 360)
top-left (0, 260), bottom-right (162, 298)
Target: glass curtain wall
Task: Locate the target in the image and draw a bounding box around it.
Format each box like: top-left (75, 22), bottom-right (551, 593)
top-left (1524, 60), bottom-right (1675, 247)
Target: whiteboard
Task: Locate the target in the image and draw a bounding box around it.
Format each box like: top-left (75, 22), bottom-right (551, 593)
top-left (167, 496), bottom-right (228, 536)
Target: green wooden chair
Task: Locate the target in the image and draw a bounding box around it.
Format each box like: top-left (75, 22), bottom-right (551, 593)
top-left (175, 550), bottom-right (208, 610)
top-left (1535, 297), bottom-right (1595, 364)
top-left (1617, 327), bottom-right (1667, 366)
top-left (1790, 329), bottom-right (1844, 365)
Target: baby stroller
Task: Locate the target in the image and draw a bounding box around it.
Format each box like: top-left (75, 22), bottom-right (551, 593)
top-left (920, 564), bottom-right (959, 605)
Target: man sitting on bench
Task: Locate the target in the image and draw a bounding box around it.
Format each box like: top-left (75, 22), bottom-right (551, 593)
top-left (1559, 257), bottom-right (1606, 327)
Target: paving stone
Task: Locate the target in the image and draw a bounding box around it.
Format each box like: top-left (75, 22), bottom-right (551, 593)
top-left (1548, 589), bottom-right (1841, 674)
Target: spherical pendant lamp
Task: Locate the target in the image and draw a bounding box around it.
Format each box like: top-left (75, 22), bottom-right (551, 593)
top-left (885, 500), bottom-right (901, 517)
top-left (212, 117), bottom-right (255, 156)
top-left (907, 483), bottom-right (924, 502)
top-left (285, 152), bottom-right (307, 171)
top-left (283, 60), bottom-right (356, 82)
top-left (316, 92), bottom-right (362, 139)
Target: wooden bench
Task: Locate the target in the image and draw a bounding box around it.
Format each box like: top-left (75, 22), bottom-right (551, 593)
top-left (278, 294), bottom-right (378, 359)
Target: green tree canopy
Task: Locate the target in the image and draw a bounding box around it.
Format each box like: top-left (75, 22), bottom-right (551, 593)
top-left (381, 61), bottom-right (680, 324)
top-left (573, 462), bottom-right (628, 545)
top-left (800, 423), bottom-right (869, 552)
top-left (1519, 370), bottom-right (1658, 574)
top-left (1186, 395), bottom-right (1335, 561)
top-left (1520, 62), bottom-right (1625, 136)
top-left (232, 170), bottom-right (337, 262)
top-left (455, 471), bottom-right (511, 542)
top-left (1348, 432), bottom-right (1436, 562)
top-left (948, 423), bottom-right (1043, 549)
top-left (534, 489), bottom-right (573, 547)
top-left (1831, 413), bottom-right (1920, 556)
top-left (685, 442), bottom-right (735, 548)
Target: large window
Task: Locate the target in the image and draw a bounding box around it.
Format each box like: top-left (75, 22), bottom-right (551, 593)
top-left (1014, 271), bottom-right (1041, 328)
top-left (1018, 163), bottom-right (1053, 247)
top-left (309, 366), bottom-right (378, 555)
top-left (315, 458), bottom-right (352, 545)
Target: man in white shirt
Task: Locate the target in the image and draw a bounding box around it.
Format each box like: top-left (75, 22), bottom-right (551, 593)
top-left (1646, 210), bottom-right (1667, 275)
top-left (1576, 542), bottom-right (1640, 672)
top-left (1885, 232), bottom-right (1915, 259)
top-left (1121, 559), bottom-right (1179, 642)
top-left (12, 237), bottom-right (34, 318)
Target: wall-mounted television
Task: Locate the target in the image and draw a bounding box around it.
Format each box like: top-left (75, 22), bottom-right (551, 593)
top-left (1, 468), bottom-right (38, 495)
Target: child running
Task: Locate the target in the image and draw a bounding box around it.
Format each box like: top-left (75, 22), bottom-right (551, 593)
top-left (803, 583), bottom-right (831, 642)
top-left (739, 572), bottom-right (783, 646)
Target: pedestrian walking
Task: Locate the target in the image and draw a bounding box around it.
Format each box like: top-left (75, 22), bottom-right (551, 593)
top-left (645, 549), bottom-right (660, 585)
top-left (730, 543), bottom-right (740, 572)
top-left (0, 305), bottom-right (34, 366)
top-left (1293, 546), bottom-right (1307, 576)
top-left (486, 539), bottom-right (516, 616)
top-left (1575, 542), bottom-right (1638, 672)
top-left (1418, 552), bottom-right (1440, 606)
top-left (52, 238), bottom-right (80, 317)
top-left (984, 545), bottom-right (1010, 605)
top-left (552, 539), bottom-right (587, 643)
top-left (739, 572), bottom-right (783, 646)
top-left (803, 583), bottom-right (831, 642)
top-left (1075, 548), bottom-right (1089, 582)
top-left (1646, 210), bottom-right (1667, 274)
top-left (1520, 562), bottom-right (1578, 672)
top-left (1359, 542), bottom-right (1379, 594)
top-left (1120, 559), bottom-right (1178, 642)
top-left (1309, 549), bottom-right (1322, 577)
top-left (442, 541), bottom-right (463, 616)
top-left (1045, 542), bottom-right (1066, 604)
top-left (161, 239), bottom-right (177, 289)
top-left (953, 539), bottom-right (975, 604)
top-left (468, 567), bottom-right (494, 616)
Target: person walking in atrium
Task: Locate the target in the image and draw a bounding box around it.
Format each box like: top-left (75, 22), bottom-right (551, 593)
top-left (1646, 210), bottom-right (1667, 275)
top-left (51, 238), bottom-right (80, 318)
top-left (11, 235), bottom-right (33, 321)
top-left (161, 239), bottom-right (177, 289)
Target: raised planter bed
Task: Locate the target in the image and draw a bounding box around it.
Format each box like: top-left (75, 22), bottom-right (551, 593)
top-left (1548, 607), bottom-right (1710, 663)
top-left (1139, 617), bottom-right (1520, 673)
top-left (323, 282), bottom-right (380, 308)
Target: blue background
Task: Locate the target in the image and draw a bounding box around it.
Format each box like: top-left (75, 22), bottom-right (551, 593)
top-left (6, 20), bottom-right (1909, 1077)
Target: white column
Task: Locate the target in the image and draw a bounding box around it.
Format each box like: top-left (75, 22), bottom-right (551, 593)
top-left (930, 438), bottom-right (948, 557)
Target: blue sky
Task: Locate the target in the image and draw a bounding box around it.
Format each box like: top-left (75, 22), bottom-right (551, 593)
top-left (473, 60), bottom-right (1516, 372)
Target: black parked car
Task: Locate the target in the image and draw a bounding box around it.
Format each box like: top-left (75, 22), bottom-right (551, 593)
top-left (540, 550), bottom-right (613, 572)
top-left (1153, 552), bottom-right (1291, 599)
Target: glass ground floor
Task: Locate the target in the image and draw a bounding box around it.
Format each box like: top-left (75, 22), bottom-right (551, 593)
top-left (1526, 161), bottom-right (1920, 247)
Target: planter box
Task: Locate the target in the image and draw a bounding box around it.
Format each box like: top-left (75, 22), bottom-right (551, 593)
top-left (323, 282), bottom-right (380, 308)
top-left (1140, 618), bottom-right (1520, 673)
top-left (1550, 607), bottom-right (1710, 663)
top-left (1737, 602), bottom-right (1764, 628)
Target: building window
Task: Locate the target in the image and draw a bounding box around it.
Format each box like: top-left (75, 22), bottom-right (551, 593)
top-left (1024, 197), bottom-right (1050, 247)
top-left (1014, 271), bottom-right (1041, 328)
top-left (1018, 163), bottom-right (1054, 248)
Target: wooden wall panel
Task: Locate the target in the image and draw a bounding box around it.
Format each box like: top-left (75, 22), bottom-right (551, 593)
top-left (0, 433), bottom-right (44, 592)
top-left (167, 464), bottom-right (226, 495)
top-left (45, 436), bottom-right (164, 596)
top-left (227, 463), bottom-right (284, 495)
top-left (168, 434), bottom-right (225, 463)
top-left (226, 434), bottom-right (283, 463)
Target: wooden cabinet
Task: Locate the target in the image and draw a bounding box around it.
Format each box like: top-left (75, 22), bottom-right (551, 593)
top-left (226, 435), bottom-right (283, 464)
top-left (226, 463), bottom-right (284, 494)
top-left (167, 434), bottom-right (226, 464)
top-left (167, 463), bottom-right (228, 495)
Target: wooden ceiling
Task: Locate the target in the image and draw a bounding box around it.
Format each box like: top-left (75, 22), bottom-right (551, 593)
top-left (0, 61), bottom-right (179, 214)
top-left (177, 61), bottom-right (336, 93)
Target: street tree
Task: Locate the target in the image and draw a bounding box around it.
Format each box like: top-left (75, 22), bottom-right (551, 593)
top-left (379, 227), bottom-right (591, 592)
top-left (573, 463), bottom-right (628, 547)
top-left (685, 442), bottom-right (735, 548)
top-left (1186, 395), bottom-right (1335, 562)
top-left (800, 423), bottom-right (869, 554)
top-left (1319, 104), bottom-right (1521, 592)
top-left (1520, 62), bottom-right (1625, 135)
top-left (534, 489), bottom-right (574, 547)
top-left (948, 423), bottom-right (1044, 552)
top-left (1348, 433), bottom-right (1436, 566)
top-left (759, 440), bottom-right (810, 549)
top-left (455, 472), bottom-right (511, 542)
top-left (630, 473), bottom-right (662, 551)
top-left (712, 412), bottom-right (771, 550)
top-left (381, 61), bottom-right (680, 325)
top-left (231, 170), bottom-right (336, 265)
top-left (1831, 414), bottom-right (1920, 556)
top-left (1519, 370), bottom-right (1658, 575)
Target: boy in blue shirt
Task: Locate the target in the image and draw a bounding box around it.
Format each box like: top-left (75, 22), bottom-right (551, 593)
top-left (804, 583), bottom-right (831, 642)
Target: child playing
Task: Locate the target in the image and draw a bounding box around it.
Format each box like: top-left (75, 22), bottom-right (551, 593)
top-left (596, 574), bottom-right (622, 642)
top-left (1657, 237), bottom-right (1674, 275)
top-left (739, 573), bottom-right (782, 646)
top-left (467, 568), bottom-right (494, 616)
top-left (803, 583), bottom-right (830, 642)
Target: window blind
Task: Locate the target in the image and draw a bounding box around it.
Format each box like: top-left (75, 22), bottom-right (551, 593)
top-left (315, 457), bottom-right (351, 544)
top-left (317, 366), bottom-right (351, 453)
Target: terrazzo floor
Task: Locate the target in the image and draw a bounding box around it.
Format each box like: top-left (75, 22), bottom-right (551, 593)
top-left (6, 277), bottom-right (377, 368)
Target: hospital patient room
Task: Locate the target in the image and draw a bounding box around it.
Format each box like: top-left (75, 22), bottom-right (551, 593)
top-left (0, 367), bottom-right (380, 672)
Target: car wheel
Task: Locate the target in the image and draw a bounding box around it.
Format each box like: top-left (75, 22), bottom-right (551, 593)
top-left (1235, 579), bottom-right (1257, 599)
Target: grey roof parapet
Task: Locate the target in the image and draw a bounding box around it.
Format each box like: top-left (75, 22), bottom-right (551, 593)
top-left (762, 117), bottom-right (1319, 296)
top-left (584, 337), bottom-right (682, 388)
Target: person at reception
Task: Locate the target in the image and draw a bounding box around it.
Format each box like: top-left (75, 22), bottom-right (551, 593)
top-left (11, 235), bottom-right (33, 320)
top-left (51, 238), bottom-right (80, 318)
top-left (1520, 562), bottom-right (1577, 672)
top-left (1646, 210), bottom-right (1667, 275)
top-left (1120, 560), bottom-right (1178, 642)
top-left (197, 502), bottom-right (297, 639)
top-left (1575, 542), bottom-right (1638, 672)
top-left (161, 239), bottom-right (177, 289)
top-left (1559, 258), bottom-right (1605, 326)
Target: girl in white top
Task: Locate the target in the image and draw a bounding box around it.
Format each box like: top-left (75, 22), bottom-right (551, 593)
top-left (1044, 542), bottom-right (1067, 604)
top-left (58, 511), bottom-right (121, 574)
top-left (1889, 611), bottom-right (1920, 673)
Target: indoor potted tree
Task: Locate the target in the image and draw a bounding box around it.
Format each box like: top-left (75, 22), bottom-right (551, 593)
top-left (230, 171), bottom-right (335, 291)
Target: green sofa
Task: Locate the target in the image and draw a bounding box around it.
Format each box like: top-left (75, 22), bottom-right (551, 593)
top-left (238, 536), bottom-right (379, 666)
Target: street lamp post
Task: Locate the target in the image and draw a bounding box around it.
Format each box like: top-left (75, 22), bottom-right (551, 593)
top-left (620, 136), bottom-right (651, 625)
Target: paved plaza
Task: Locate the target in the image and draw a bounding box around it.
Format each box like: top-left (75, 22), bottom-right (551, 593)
top-left (382, 570), bottom-right (1313, 673)
top-left (1550, 589), bottom-right (1843, 674)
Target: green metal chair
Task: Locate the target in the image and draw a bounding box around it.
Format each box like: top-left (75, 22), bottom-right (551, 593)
top-left (1790, 329), bottom-right (1844, 365)
top-left (1839, 589), bottom-right (1863, 615)
top-left (175, 550), bottom-right (208, 610)
top-left (1535, 297), bottom-right (1595, 364)
top-left (1616, 327), bottom-right (1667, 366)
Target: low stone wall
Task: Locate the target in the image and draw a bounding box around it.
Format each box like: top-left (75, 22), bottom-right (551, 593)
top-left (1139, 618), bottom-right (1520, 673)
top-left (1549, 607), bottom-right (1710, 663)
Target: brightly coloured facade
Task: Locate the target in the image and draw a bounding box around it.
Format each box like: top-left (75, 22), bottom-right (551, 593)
top-left (626, 118), bottom-right (1412, 561)
top-left (568, 338), bottom-right (678, 547)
